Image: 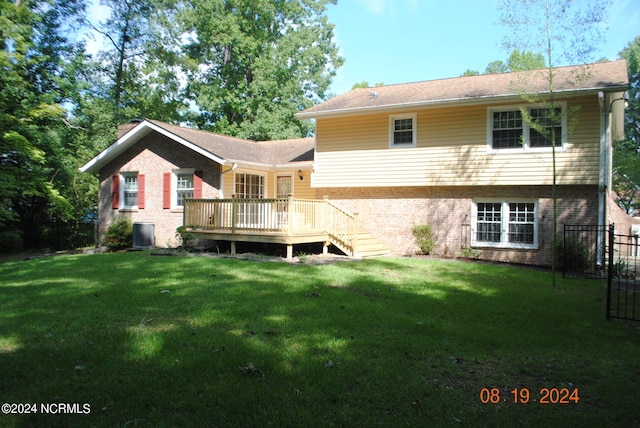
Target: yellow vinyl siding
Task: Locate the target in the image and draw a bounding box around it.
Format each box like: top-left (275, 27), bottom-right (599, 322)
top-left (222, 168), bottom-right (315, 199)
top-left (313, 97), bottom-right (601, 187)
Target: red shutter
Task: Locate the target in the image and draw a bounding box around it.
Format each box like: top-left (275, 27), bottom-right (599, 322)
top-left (137, 174), bottom-right (145, 209)
top-left (194, 170), bottom-right (203, 199)
top-left (163, 172), bottom-right (171, 209)
top-left (112, 175), bottom-right (120, 209)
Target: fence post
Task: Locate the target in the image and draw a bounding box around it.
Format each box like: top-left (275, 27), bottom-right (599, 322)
top-left (606, 224), bottom-right (614, 320)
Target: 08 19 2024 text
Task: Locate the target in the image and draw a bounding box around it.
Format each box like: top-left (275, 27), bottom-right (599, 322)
top-left (479, 387), bottom-right (579, 404)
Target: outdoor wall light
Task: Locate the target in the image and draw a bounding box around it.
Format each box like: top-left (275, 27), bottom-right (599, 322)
top-left (298, 170), bottom-right (304, 181)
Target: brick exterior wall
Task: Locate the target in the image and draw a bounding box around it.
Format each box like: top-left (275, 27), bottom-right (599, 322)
top-left (608, 195), bottom-right (640, 235)
top-left (317, 185), bottom-right (599, 266)
top-left (98, 133), bottom-right (221, 247)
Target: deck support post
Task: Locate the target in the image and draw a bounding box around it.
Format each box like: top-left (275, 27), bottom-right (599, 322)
top-left (323, 241), bottom-right (329, 255)
top-left (286, 244), bottom-right (293, 259)
top-left (231, 241), bottom-right (236, 256)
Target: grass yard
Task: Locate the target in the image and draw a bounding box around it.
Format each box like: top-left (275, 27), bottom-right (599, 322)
top-left (0, 252), bottom-right (639, 427)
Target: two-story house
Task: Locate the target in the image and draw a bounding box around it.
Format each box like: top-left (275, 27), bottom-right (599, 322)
top-left (81, 60), bottom-right (630, 265)
top-left (295, 60), bottom-right (630, 265)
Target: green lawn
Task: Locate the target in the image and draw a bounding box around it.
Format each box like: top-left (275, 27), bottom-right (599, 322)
top-left (0, 252), bottom-right (638, 427)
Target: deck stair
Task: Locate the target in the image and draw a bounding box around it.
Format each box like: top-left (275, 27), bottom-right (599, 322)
top-left (330, 231), bottom-right (389, 258)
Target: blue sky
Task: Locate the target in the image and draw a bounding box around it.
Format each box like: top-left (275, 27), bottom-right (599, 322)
top-left (85, 0), bottom-right (639, 96)
top-left (325, 0), bottom-right (640, 94)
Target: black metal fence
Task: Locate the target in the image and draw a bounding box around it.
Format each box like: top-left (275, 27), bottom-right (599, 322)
top-left (24, 220), bottom-right (98, 251)
top-left (563, 224), bottom-right (640, 321)
top-left (562, 224), bottom-right (608, 279)
top-left (606, 228), bottom-right (640, 321)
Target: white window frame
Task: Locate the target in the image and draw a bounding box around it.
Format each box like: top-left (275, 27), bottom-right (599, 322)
top-left (487, 103), bottom-right (567, 153)
top-left (234, 172), bottom-right (265, 199)
top-left (389, 113), bottom-right (417, 148)
top-left (173, 168), bottom-right (194, 209)
top-left (120, 172), bottom-right (138, 210)
top-left (471, 199), bottom-right (539, 249)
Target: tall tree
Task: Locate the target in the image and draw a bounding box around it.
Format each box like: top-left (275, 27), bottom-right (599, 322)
top-left (85, 0), bottom-right (187, 124)
top-left (613, 36), bottom-right (640, 213)
top-left (463, 50), bottom-right (547, 76)
top-left (180, 0), bottom-right (343, 140)
top-left (1, 0), bottom-right (85, 239)
top-left (498, 0), bottom-right (610, 286)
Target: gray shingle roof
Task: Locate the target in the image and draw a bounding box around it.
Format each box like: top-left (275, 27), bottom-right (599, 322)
top-left (297, 60), bottom-right (629, 119)
top-left (146, 120), bottom-right (314, 165)
top-left (81, 120), bottom-right (314, 174)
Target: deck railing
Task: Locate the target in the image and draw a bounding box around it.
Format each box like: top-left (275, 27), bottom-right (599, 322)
top-left (183, 196), bottom-right (358, 254)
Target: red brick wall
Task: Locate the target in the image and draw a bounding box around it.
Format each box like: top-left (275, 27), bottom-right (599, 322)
top-left (318, 185), bottom-right (598, 266)
top-left (98, 133), bottom-right (221, 247)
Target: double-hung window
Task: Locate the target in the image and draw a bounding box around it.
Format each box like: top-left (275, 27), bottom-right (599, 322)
top-left (112, 172), bottom-right (144, 210)
top-left (472, 200), bottom-right (538, 249)
top-left (489, 105), bottom-right (565, 151)
top-left (389, 113), bottom-right (417, 147)
top-left (176, 173), bottom-right (194, 207)
top-left (122, 173), bottom-right (138, 208)
top-left (163, 169), bottom-right (201, 210)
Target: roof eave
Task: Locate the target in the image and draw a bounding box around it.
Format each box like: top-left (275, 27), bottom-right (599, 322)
top-left (295, 85), bottom-right (629, 120)
top-left (79, 120), bottom-right (227, 174)
top-left (225, 158), bottom-right (314, 171)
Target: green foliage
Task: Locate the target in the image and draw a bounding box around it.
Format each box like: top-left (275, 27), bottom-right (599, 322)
top-left (0, 230), bottom-right (24, 253)
top-left (104, 217), bottom-right (133, 250)
top-left (411, 224), bottom-right (435, 255)
top-left (613, 36), bottom-right (640, 213)
top-left (175, 226), bottom-right (196, 251)
top-left (556, 237), bottom-right (590, 271)
top-left (181, 0), bottom-right (344, 140)
top-left (457, 246), bottom-right (482, 259)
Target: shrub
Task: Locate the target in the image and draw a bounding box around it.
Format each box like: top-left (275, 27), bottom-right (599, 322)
top-left (556, 236), bottom-right (590, 272)
top-left (176, 226), bottom-right (196, 251)
top-left (0, 230), bottom-right (24, 253)
top-left (412, 224), bottom-right (434, 255)
top-left (457, 246), bottom-right (482, 259)
top-left (104, 217), bottom-right (133, 251)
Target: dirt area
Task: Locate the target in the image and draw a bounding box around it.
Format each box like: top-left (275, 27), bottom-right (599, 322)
top-left (154, 249), bottom-right (359, 265)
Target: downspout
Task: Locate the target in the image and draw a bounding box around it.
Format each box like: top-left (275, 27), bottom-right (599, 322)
top-left (597, 91), bottom-right (609, 266)
top-left (219, 163), bottom-right (237, 199)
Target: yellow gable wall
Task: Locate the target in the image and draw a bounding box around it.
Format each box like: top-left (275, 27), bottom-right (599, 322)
top-left (313, 96), bottom-right (601, 187)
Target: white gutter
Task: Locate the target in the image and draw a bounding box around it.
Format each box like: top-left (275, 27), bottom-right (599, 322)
top-left (218, 163), bottom-right (238, 199)
top-left (597, 91), bottom-right (609, 266)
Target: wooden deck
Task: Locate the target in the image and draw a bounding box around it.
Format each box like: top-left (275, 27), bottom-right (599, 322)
top-left (182, 197), bottom-right (389, 258)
